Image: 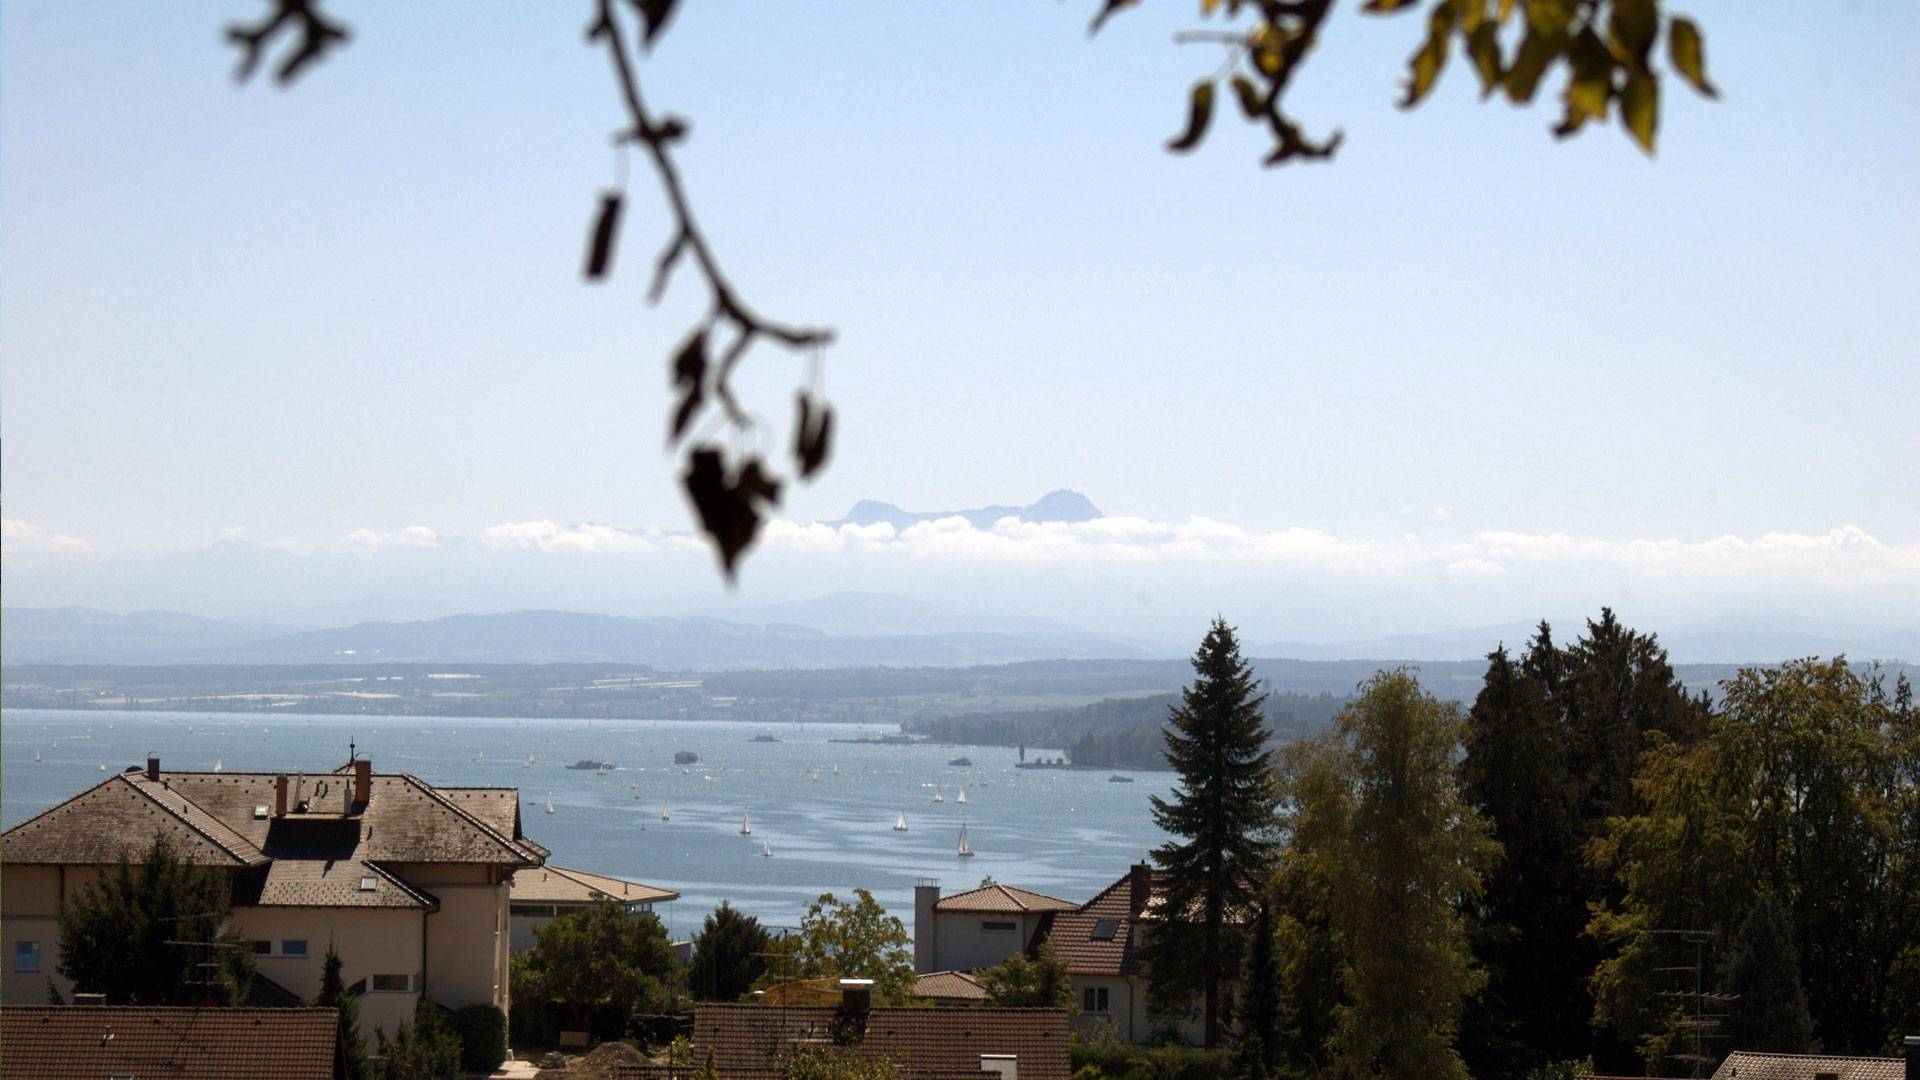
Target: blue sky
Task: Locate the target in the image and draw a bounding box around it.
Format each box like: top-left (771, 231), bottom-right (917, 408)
top-left (3, 2), bottom-right (1916, 631)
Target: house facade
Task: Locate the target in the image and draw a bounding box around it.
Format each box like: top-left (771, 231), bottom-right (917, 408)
top-left (1, 756), bottom-right (546, 1037)
top-left (912, 864), bottom-right (1195, 1044)
top-left (508, 863), bottom-right (679, 951)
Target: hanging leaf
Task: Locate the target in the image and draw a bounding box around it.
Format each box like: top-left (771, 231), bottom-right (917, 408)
top-left (682, 447), bottom-right (780, 581)
top-left (794, 393), bottom-right (834, 480)
top-left (1167, 82), bottom-right (1216, 153)
top-left (1089, 0), bottom-right (1138, 36)
top-left (1668, 18), bottom-right (1717, 98)
top-left (1555, 27), bottom-right (1613, 138)
top-left (1231, 76), bottom-right (1264, 119)
top-left (1620, 68), bottom-right (1658, 154)
top-left (1503, 24), bottom-right (1568, 104)
top-left (1362, 0), bottom-right (1420, 11)
top-left (1607, 0), bottom-right (1658, 70)
top-left (1402, 2), bottom-right (1457, 108)
top-left (1467, 22), bottom-right (1503, 96)
top-left (632, 0), bottom-right (680, 48)
top-left (583, 192), bottom-right (624, 281)
top-left (669, 328), bottom-right (708, 441)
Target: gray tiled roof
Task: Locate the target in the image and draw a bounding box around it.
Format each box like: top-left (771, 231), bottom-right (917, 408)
top-left (0, 773), bottom-right (267, 867)
top-left (236, 858), bottom-right (437, 909)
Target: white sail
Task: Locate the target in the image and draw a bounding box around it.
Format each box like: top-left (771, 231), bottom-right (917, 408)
top-left (34, 751), bottom-right (42, 763)
top-left (545, 798), bottom-right (554, 814)
top-left (957, 826), bottom-right (974, 857)
top-left (213, 757), bottom-right (223, 773)
top-left (762, 840), bottom-right (773, 858)
top-left (957, 787), bottom-right (967, 804)
top-left (661, 806), bottom-right (670, 821)
top-left (740, 812), bottom-right (751, 835)
top-left (894, 813), bottom-right (908, 832)
top-left (932, 786), bottom-right (944, 803)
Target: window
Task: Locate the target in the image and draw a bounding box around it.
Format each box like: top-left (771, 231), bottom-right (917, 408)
top-left (981, 920), bottom-right (1017, 932)
top-left (371, 973), bottom-right (420, 993)
top-left (511, 904), bottom-right (558, 918)
top-left (15, 941), bottom-right (40, 972)
top-left (358, 876), bottom-right (377, 892)
top-left (280, 939), bottom-right (309, 957)
top-left (1090, 918), bottom-right (1119, 941)
top-left (252, 940), bottom-right (272, 955)
top-left (1082, 987), bottom-right (1110, 1013)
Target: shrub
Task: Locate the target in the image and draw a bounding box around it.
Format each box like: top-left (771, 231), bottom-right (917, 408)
top-left (448, 1004), bottom-right (507, 1073)
top-left (1067, 1043), bottom-right (1231, 1080)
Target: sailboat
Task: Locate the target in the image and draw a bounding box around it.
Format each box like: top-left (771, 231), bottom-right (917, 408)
top-left (761, 840), bottom-right (773, 858)
top-left (544, 797), bottom-right (555, 814)
top-left (894, 813), bottom-right (908, 832)
top-left (213, 758), bottom-right (223, 773)
top-left (957, 787), bottom-right (967, 804)
top-left (740, 812), bottom-right (752, 836)
top-left (661, 806), bottom-right (670, 821)
top-left (956, 825), bottom-right (975, 858)
top-left (932, 786), bottom-right (944, 803)
top-left (524, 754), bottom-right (535, 768)
top-left (832, 764), bottom-right (839, 775)
top-left (33, 751), bottom-right (42, 763)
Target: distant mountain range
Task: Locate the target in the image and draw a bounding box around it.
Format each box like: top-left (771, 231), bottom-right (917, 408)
top-left (825, 489), bottom-right (1102, 532)
top-left (1, 604), bottom-right (1150, 668)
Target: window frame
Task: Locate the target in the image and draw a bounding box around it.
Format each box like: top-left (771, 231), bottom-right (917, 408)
top-left (980, 919), bottom-right (1018, 933)
top-left (369, 972), bottom-right (420, 993)
top-left (15, 940), bottom-right (41, 973)
top-left (1082, 986), bottom-right (1111, 1013)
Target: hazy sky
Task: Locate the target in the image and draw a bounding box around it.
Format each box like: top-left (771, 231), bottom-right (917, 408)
top-left (3, 2), bottom-right (1916, 627)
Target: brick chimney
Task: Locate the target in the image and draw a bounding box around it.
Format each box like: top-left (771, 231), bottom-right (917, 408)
top-left (1128, 862), bottom-right (1153, 917)
top-left (145, 755), bottom-right (160, 782)
top-left (275, 774), bottom-right (289, 817)
top-left (837, 978), bottom-right (873, 1039)
top-left (353, 759), bottom-right (372, 808)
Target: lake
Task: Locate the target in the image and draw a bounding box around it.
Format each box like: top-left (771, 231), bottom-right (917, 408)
top-left (0, 709), bottom-right (1176, 939)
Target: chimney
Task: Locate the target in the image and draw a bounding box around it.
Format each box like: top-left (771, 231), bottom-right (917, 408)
top-left (978, 1054), bottom-right (1018, 1080)
top-left (914, 879), bottom-right (941, 974)
top-left (353, 759), bottom-right (371, 808)
top-left (73, 992), bottom-right (106, 1007)
top-left (837, 978), bottom-right (873, 1033)
top-left (1129, 863), bottom-right (1153, 917)
top-left (145, 756), bottom-right (160, 782)
top-left (1902, 1035), bottom-right (1918, 1080)
top-left (275, 774), bottom-right (289, 817)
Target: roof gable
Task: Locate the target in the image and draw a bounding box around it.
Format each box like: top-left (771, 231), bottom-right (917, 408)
top-left (1, 774), bottom-right (266, 867)
top-left (934, 882), bottom-right (1078, 914)
top-left (512, 864), bottom-right (679, 905)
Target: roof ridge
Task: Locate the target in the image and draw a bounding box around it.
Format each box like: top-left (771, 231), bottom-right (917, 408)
top-left (123, 775), bottom-right (266, 866)
top-left (0, 773), bottom-right (132, 840)
top-left (399, 774), bottom-right (536, 865)
top-left (361, 860), bottom-right (440, 909)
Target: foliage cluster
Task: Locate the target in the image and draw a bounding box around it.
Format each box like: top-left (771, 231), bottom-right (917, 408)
top-left (783, 889), bottom-right (916, 1005)
top-left (316, 946), bottom-right (372, 1080)
top-left (976, 943), bottom-right (1076, 1010)
top-left (510, 901), bottom-right (679, 1045)
top-left (375, 1000), bottom-right (462, 1080)
top-left (1068, 1041), bottom-right (1233, 1080)
top-left (689, 901), bottom-right (774, 1002)
top-left (447, 1004), bottom-right (508, 1074)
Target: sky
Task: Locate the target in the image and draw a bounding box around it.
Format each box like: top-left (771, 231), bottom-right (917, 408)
top-left (3, 2), bottom-right (1917, 639)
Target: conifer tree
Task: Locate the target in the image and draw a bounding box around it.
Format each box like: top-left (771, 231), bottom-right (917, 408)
top-left (1230, 900), bottom-right (1284, 1080)
top-left (690, 901), bottom-right (773, 1002)
top-left (1147, 617), bottom-right (1278, 1048)
top-left (316, 944), bottom-right (371, 1080)
top-left (1719, 895), bottom-right (1815, 1056)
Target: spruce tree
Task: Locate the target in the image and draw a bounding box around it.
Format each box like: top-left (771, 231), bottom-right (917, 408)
top-left (1147, 617), bottom-right (1278, 1048)
top-left (1230, 900), bottom-right (1284, 1080)
top-left (1719, 895), bottom-right (1814, 1055)
top-left (316, 945), bottom-right (371, 1080)
top-left (690, 901), bottom-right (773, 1001)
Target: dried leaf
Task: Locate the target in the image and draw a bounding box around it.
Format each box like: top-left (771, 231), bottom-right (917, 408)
top-left (1402, 2), bottom-right (1457, 108)
top-left (794, 393), bottom-right (834, 480)
top-left (681, 447), bottom-right (780, 581)
top-left (584, 192), bottom-right (623, 281)
top-left (669, 328), bottom-right (708, 441)
top-left (1167, 82), bottom-right (1216, 153)
top-left (1467, 21), bottom-right (1502, 96)
top-left (1231, 76), bottom-right (1264, 119)
top-left (1555, 26), bottom-right (1613, 138)
top-left (1668, 17), bottom-right (1717, 98)
top-left (1089, 0), bottom-right (1137, 36)
top-left (1504, 23), bottom-right (1568, 104)
top-left (632, 0), bottom-right (680, 48)
top-left (1607, 0), bottom-right (1658, 69)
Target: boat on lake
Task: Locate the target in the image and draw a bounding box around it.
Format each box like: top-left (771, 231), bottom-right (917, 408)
top-left (894, 813), bottom-right (908, 832)
top-left (566, 759), bottom-right (614, 771)
top-left (932, 786), bottom-right (944, 803)
top-left (957, 825), bottom-right (974, 858)
top-left (740, 812), bottom-right (752, 836)
top-left (674, 750), bottom-right (701, 765)
top-left (947, 756), bottom-right (973, 767)
top-left (1108, 775), bottom-right (1135, 783)
top-left (661, 806), bottom-right (670, 821)
top-left (957, 787), bottom-right (967, 804)
top-left (544, 798), bottom-right (554, 814)
top-left (751, 733), bottom-right (779, 743)
top-left (761, 840), bottom-right (773, 858)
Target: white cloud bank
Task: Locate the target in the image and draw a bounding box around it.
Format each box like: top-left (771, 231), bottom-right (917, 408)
top-left (343, 525), bottom-right (442, 552)
top-left (2, 518), bottom-right (92, 553)
top-left (470, 513), bottom-right (1920, 590)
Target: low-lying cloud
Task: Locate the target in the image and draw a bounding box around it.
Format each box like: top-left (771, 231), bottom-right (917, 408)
top-left (2, 518), bottom-right (91, 554)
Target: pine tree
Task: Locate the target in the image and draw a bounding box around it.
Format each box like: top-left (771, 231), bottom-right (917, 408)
top-left (1147, 618), bottom-right (1279, 1048)
top-left (1230, 900), bottom-right (1283, 1080)
top-left (316, 944), bottom-right (371, 1080)
top-left (1719, 895), bottom-right (1814, 1056)
top-left (376, 1000), bottom-right (462, 1080)
top-left (690, 901), bottom-right (774, 1002)
top-left (56, 834), bottom-right (253, 1005)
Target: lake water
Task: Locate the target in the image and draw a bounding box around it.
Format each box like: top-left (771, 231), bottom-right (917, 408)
top-left (0, 709), bottom-right (1176, 939)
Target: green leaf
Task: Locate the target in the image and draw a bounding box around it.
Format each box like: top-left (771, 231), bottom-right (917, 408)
top-left (1620, 68), bottom-right (1658, 154)
top-left (1608, 0), bottom-right (1658, 68)
top-left (1668, 17), bottom-right (1717, 98)
top-left (1166, 82), bottom-right (1216, 153)
top-left (1467, 21), bottom-right (1502, 96)
top-left (1402, 1), bottom-right (1457, 108)
top-left (1503, 24), bottom-right (1568, 104)
top-left (1555, 27), bottom-right (1613, 138)
top-left (1231, 76), bottom-right (1264, 118)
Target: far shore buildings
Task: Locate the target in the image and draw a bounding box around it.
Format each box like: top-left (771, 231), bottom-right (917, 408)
top-left (1, 755), bottom-right (548, 1036)
top-left (915, 864), bottom-right (1182, 1043)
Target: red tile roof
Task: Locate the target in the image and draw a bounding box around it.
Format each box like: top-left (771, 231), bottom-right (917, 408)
top-left (1032, 871), bottom-right (1152, 977)
top-left (621, 1005), bottom-right (1069, 1080)
top-left (933, 883), bottom-right (1079, 914)
top-left (914, 970), bottom-right (989, 1004)
top-left (0, 1006), bottom-right (338, 1080)
top-left (511, 864), bottom-right (679, 906)
top-left (1709, 1051), bottom-right (1906, 1080)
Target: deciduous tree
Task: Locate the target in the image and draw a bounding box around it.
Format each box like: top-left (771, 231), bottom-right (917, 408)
top-left (793, 889), bottom-right (915, 1004)
top-left (977, 942), bottom-right (1075, 1010)
top-left (514, 900), bottom-right (678, 1042)
top-left (1147, 618), bottom-right (1279, 1047)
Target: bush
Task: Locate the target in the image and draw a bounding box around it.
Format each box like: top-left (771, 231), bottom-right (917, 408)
top-left (448, 1004), bottom-right (506, 1073)
top-left (1067, 1043), bottom-right (1231, 1080)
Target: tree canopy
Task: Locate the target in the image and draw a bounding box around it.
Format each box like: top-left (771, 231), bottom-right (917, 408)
top-left (690, 900), bottom-right (774, 1002)
top-left (56, 834), bottom-right (253, 1006)
top-left (511, 900), bottom-right (679, 1043)
top-left (790, 889), bottom-right (916, 1005)
top-left (315, 945), bottom-right (371, 1080)
top-left (977, 942), bottom-right (1076, 1010)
